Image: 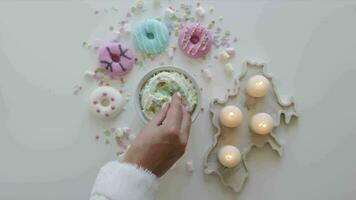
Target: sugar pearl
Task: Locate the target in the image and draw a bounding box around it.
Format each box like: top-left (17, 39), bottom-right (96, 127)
top-left (250, 113), bottom-right (274, 135)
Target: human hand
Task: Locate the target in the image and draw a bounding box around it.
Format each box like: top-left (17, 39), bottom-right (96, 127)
top-left (124, 93), bottom-right (192, 177)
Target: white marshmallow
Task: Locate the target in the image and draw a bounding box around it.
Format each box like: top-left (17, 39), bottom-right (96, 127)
top-left (196, 6), bottom-right (206, 17)
top-left (123, 23), bottom-right (132, 34)
top-left (219, 50), bottom-right (230, 63)
top-left (225, 47), bottom-right (236, 56)
top-left (201, 68), bottom-right (213, 81)
top-left (224, 63), bottom-right (234, 76)
top-left (165, 7), bottom-right (176, 18)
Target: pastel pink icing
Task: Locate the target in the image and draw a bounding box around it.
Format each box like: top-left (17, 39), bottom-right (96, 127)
top-left (98, 42), bottom-right (135, 77)
top-left (178, 23), bottom-right (213, 58)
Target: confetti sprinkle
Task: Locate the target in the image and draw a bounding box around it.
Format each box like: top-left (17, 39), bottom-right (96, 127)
top-left (104, 129), bottom-right (111, 137)
top-left (165, 7), bottom-right (176, 19)
top-left (209, 6), bottom-right (215, 12)
top-left (84, 70), bottom-right (95, 79)
top-left (73, 85), bottom-right (82, 96)
top-left (93, 39), bottom-right (102, 49)
top-left (168, 46), bottom-right (176, 59)
top-left (123, 23), bottom-right (132, 34)
top-left (175, 27), bottom-right (180, 36)
top-left (186, 161), bottom-right (194, 172)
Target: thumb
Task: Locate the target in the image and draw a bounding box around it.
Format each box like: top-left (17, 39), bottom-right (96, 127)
top-left (153, 102), bottom-right (170, 126)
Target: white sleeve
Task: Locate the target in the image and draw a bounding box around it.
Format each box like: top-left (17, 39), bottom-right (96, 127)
top-left (90, 161), bottom-right (159, 200)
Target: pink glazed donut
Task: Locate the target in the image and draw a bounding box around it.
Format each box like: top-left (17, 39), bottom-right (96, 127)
top-left (98, 42), bottom-right (135, 77)
top-left (178, 23), bottom-right (213, 58)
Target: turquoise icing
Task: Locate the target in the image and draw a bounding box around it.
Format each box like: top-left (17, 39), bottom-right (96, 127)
top-left (133, 19), bottom-right (169, 55)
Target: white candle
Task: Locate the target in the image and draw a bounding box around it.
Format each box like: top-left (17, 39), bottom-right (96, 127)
top-left (246, 75), bottom-right (270, 98)
top-left (250, 113), bottom-right (274, 135)
top-left (218, 145), bottom-right (241, 168)
top-left (220, 105), bottom-right (243, 128)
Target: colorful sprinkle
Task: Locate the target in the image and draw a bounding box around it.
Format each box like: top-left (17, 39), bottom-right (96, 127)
top-left (186, 161), bottom-right (194, 172)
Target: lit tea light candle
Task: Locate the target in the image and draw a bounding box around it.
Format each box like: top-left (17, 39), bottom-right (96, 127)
top-left (250, 112), bottom-right (274, 135)
top-left (220, 105), bottom-right (243, 128)
top-left (218, 145), bottom-right (241, 168)
top-left (246, 75), bottom-right (270, 98)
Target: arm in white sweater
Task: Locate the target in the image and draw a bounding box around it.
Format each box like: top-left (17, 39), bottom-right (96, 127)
top-left (90, 161), bottom-right (159, 200)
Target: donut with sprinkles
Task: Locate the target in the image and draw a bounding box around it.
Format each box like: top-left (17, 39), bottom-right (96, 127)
top-left (178, 23), bottom-right (213, 58)
top-left (89, 86), bottom-right (125, 119)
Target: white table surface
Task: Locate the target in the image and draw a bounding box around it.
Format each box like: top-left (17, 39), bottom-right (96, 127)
top-left (0, 0), bottom-right (355, 199)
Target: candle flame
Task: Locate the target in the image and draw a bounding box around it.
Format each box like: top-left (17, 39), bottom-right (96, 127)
top-left (256, 81), bottom-right (264, 86)
top-left (228, 111), bottom-right (235, 117)
top-left (258, 123), bottom-right (267, 128)
top-left (225, 153), bottom-right (233, 161)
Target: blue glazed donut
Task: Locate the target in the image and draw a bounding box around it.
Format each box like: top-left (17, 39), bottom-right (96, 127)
top-left (133, 19), bottom-right (169, 55)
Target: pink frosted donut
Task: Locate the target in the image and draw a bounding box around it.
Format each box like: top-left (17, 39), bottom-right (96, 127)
top-left (98, 42), bottom-right (135, 77)
top-left (178, 23), bottom-right (213, 58)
